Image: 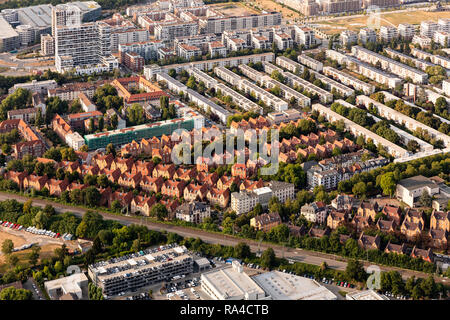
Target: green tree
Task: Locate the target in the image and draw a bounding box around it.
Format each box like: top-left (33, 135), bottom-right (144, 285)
top-left (2, 239), bottom-right (14, 255)
top-left (28, 245), bottom-right (41, 267)
top-left (0, 287), bottom-right (32, 300)
top-left (379, 172), bottom-right (396, 197)
top-left (260, 247), bottom-right (276, 269)
top-left (345, 259), bottom-right (367, 282)
top-left (234, 242), bottom-right (251, 259)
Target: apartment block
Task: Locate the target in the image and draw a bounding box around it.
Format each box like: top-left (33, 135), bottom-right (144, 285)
top-left (152, 52), bottom-right (275, 74)
top-left (119, 40), bottom-right (164, 61)
top-left (312, 103), bottom-right (408, 158)
top-left (154, 20), bottom-right (198, 42)
top-left (323, 66), bottom-right (375, 95)
top-left (239, 78), bottom-right (288, 111)
top-left (293, 26), bottom-right (315, 48)
top-left (321, 0), bottom-right (362, 14)
top-left (398, 23), bottom-right (415, 40)
top-left (410, 47), bottom-right (450, 69)
top-left (358, 28), bottom-right (377, 44)
top-left (298, 54), bottom-right (323, 72)
top-left (379, 26), bottom-right (398, 42)
top-left (276, 56), bottom-right (304, 74)
top-left (231, 181), bottom-right (294, 215)
top-left (88, 245), bottom-right (194, 297)
top-left (40, 33), bottom-right (54, 56)
top-left (351, 46), bottom-right (427, 84)
top-left (433, 31), bottom-right (450, 47)
top-left (199, 12), bottom-right (282, 34)
top-left (283, 71), bottom-right (333, 104)
top-left (263, 78), bottom-right (311, 108)
top-left (356, 94), bottom-right (450, 148)
top-left (177, 43), bottom-right (202, 60)
top-left (384, 47), bottom-right (435, 72)
top-left (340, 30), bottom-right (358, 47)
top-left (216, 83), bottom-right (263, 114)
top-left (420, 21), bottom-right (439, 38)
top-left (213, 66), bottom-right (242, 86)
top-left (309, 69), bottom-right (354, 97)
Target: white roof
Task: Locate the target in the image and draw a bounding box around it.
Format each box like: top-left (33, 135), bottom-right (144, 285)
top-left (346, 290), bottom-right (389, 300)
top-left (202, 267), bottom-right (264, 299)
top-left (252, 271), bottom-right (337, 300)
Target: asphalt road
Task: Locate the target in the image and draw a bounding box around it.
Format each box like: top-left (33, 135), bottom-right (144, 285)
top-left (0, 192), bottom-right (447, 285)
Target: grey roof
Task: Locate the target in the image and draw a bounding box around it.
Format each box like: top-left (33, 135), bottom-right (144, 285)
top-left (397, 175), bottom-right (437, 191)
top-left (0, 16), bottom-right (18, 39)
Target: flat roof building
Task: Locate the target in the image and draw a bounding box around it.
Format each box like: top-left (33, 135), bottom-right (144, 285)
top-left (346, 290), bottom-right (389, 300)
top-left (88, 244), bottom-right (194, 297)
top-left (201, 261), bottom-right (267, 300)
top-left (252, 271), bottom-right (337, 300)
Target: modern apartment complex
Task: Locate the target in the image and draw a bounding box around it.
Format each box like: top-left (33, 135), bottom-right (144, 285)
top-left (88, 245), bottom-right (194, 297)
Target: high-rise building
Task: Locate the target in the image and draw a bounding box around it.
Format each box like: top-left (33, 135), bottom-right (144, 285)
top-left (359, 28), bottom-right (377, 44)
top-left (379, 26), bottom-right (398, 42)
top-left (421, 21), bottom-right (439, 38)
top-left (398, 23), bottom-right (415, 40)
top-left (51, 4), bottom-right (82, 36)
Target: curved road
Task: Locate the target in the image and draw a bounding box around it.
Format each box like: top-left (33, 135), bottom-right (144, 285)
top-left (0, 192), bottom-right (447, 284)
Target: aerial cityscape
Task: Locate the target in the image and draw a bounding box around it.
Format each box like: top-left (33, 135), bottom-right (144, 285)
top-left (0, 0), bottom-right (449, 305)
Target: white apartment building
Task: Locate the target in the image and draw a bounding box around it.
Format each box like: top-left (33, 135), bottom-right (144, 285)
top-left (438, 18), bottom-right (450, 33)
top-left (276, 56), bottom-right (304, 74)
top-left (359, 28), bottom-right (377, 44)
top-left (199, 12), bottom-right (282, 34)
top-left (410, 47), bottom-right (450, 69)
top-left (412, 34), bottom-right (432, 48)
top-left (208, 41), bottom-right (227, 58)
top-left (433, 31), bottom-right (450, 47)
top-left (158, 52), bottom-right (275, 73)
top-left (154, 72), bottom-right (187, 94)
top-left (274, 32), bottom-right (293, 50)
top-left (351, 46), bottom-right (428, 84)
top-left (175, 201), bottom-right (211, 224)
top-left (379, 26), bottom-right (398, 42)
top-left (346, 57), bottom-right (403, 89)
top-left (177, 43), bottom-right (202, 60)
top-left (263, 78), bottom-right (311, 108)
top-left (312, 103), bottom-right (409, 158)
top-left (398, 23), bottom-right (415, 40)
top-left (119, 40), bottom-right (165, 61)
top-left (325, 49), bottom-right (349, 65)
top-left (174, 33), bottom-right (218, 54)
top-left (216, 83), bottom-right (263, 114)
top-left (442, 79), bottom-right (450, 97)
top-left (186, 88), bottom-right (231, 124)
top-left (384, 47), bottom-right (435, 72)
top-left (294, 26), bottom-right (315, 48)
top-left (214, 66), bottom-right (242, 86)
top-left (340, 30), bottom-right (358, 47)
top-left (9, 79), bottom-right (57, 94)
top-left (187, 66), bottom-right (218, 89)
top-left (154, 20), bottom-right (198, 42)
top-left (298, 54), bottom-right (323, 72)
top-left (301, 202), bottom-right (328, 224)
top-left (420, 21), bottom-right (439, 38)
top-left (231, 182), bottom-right (294, 215)
top-left (239, 78), bottom-right (288, 111)
top-left (323, 66), bottom-right (375, 95)
top-left (282, 71), bottom-right (333, 104)
top-left (356, 95), bottom-right (450, 148)
top-left (309, 69), bottom-right (354, 97)
top-left (40, 33), bottom-right (54, 56)
top-left (112, 28), bottom-right (148, 51)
